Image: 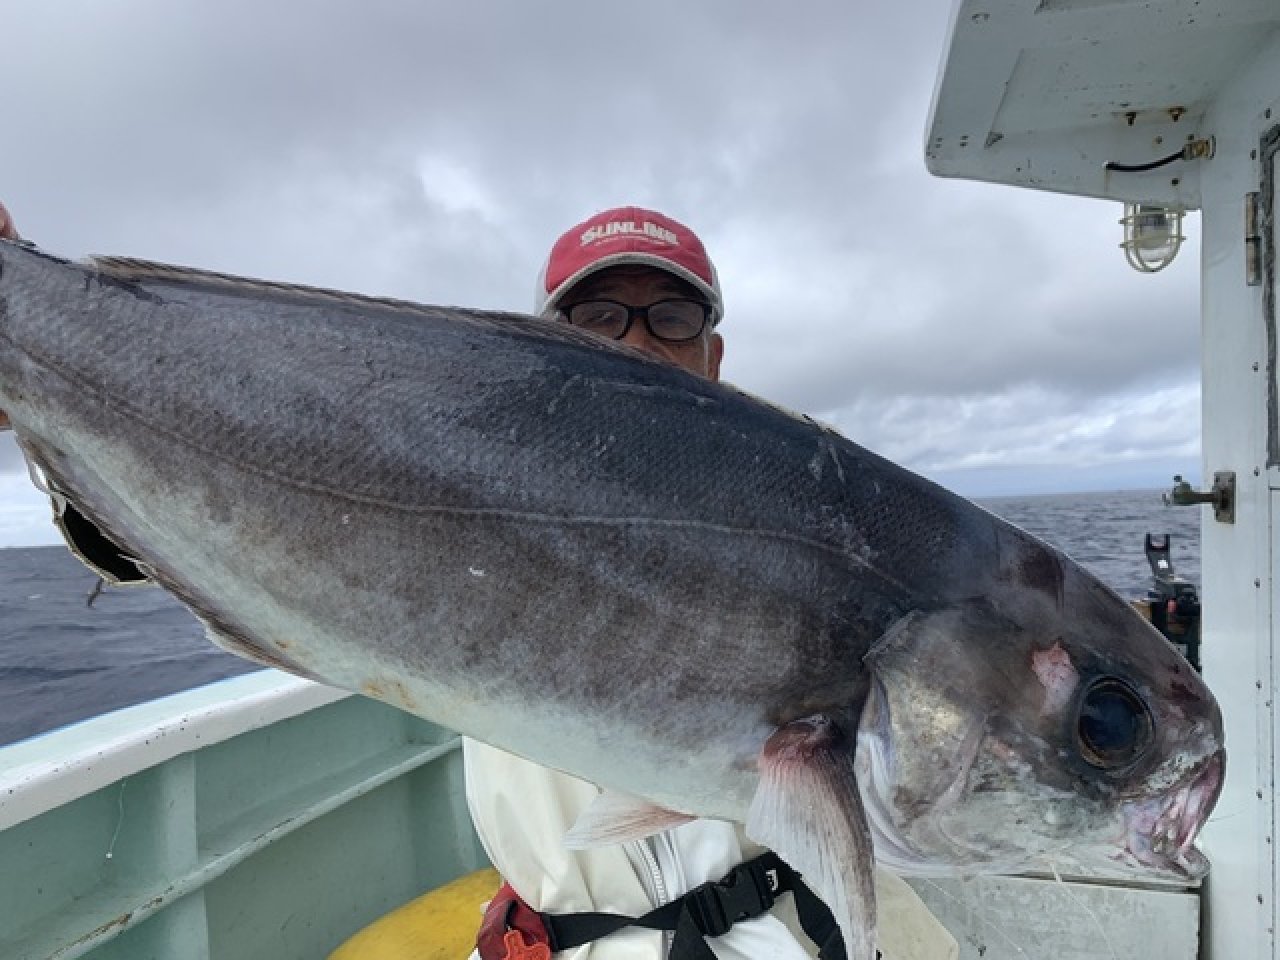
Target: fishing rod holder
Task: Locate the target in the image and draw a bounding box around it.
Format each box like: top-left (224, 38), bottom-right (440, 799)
top-left (1164, 471), bottom-right (1235, 523)
top-left (1142, 533), bottom-right (1202, 671)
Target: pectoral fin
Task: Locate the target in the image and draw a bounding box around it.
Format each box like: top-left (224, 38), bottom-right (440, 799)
top-left (564, 790), bottom-right (696, 848)
top-left (746, 715), bottom-right (877, 960)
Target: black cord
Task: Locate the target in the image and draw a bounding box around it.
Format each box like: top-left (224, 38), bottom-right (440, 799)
top-left (1104, 148), bottom-right (1186, 173)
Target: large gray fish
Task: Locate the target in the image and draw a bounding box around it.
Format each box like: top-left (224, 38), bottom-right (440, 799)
top-left (0, 240), bottom-right (1223, 959)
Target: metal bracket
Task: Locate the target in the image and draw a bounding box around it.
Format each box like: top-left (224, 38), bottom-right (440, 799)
top-left (1165, 471), bottom-right (1236, 523)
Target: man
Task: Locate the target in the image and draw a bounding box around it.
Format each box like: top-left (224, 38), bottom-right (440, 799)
top-left (464, 207), bottom-right (958, 960)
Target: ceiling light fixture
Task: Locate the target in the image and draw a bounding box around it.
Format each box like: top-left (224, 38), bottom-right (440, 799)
top-left (1119, 203), bottom-right (1185, 273)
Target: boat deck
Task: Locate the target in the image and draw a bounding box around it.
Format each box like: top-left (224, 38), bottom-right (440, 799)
top-left (0, 672), bottom-right (488, 960)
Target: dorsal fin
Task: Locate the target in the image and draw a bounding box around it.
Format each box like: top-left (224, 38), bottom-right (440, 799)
top-left (86, 254), bottom-right (515, 322)
top-left (84, 254), bottom-right (713, 362)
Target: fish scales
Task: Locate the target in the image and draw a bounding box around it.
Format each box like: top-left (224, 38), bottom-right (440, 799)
top-left (0, 242), bottom-right (1225, 960)
top-left (0, 249), bottom-right (976, 724)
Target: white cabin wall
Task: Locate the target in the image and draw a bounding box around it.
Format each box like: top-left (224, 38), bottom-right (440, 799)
top-left (1198, 30), bottom-right (1280, 960)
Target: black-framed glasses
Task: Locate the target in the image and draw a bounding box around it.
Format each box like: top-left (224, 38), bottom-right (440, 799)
top-left (558, 299), bottom-right (711, 343)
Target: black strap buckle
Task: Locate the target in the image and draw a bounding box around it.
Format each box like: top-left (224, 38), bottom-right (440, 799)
top-left (683, 860), bottom-right (778, 938)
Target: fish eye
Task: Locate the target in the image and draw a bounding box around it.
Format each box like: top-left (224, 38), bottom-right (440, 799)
top-left (1076, 678), bottom-right (1153, 769)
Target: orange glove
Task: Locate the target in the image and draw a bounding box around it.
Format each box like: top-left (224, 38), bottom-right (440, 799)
top-left (476, 883), bottom-right (553, 960)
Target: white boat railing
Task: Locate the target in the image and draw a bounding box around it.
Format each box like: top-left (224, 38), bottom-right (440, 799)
top-left (0, 671), bottom-right (488, 960)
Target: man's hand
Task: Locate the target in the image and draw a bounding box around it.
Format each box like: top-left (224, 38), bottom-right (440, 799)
top-left (0, 201), bottom-right (15, 429)
top-left (0, 200), bottom-right (17, 241)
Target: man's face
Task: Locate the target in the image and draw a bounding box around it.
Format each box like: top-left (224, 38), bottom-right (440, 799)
top-left (556, 265), bottom-right (724, 382)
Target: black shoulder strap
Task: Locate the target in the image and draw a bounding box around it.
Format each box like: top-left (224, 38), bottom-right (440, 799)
top-left (539, 852), bottom-right (865, 960)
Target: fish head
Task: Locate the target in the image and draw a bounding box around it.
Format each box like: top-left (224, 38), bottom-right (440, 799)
top-left (856, 536), bottom-right (1223, 882)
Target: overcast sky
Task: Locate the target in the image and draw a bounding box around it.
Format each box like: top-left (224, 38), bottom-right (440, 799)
top-left (0, 0), bottom-right (1202, 547)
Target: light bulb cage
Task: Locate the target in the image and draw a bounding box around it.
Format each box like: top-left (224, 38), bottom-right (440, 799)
top-left (1119, 202), bottom-right (1185, 273)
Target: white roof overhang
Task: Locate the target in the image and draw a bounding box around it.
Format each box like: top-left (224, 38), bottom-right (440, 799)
top-left (925, 0), bottom-right (1280, 208)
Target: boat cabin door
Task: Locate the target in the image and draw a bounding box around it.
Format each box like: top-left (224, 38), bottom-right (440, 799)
top-left (1255, 104), bottom-right (1280, 960)
top-left (1206, 77), bottom-right (1280, 960)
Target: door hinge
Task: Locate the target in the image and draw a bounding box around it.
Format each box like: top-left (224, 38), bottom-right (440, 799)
top-left (1246, 191), bottom-right (1262, 287)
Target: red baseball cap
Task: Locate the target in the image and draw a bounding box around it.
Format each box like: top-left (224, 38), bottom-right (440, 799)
top-left (535, 206), bottom-right (723, 326)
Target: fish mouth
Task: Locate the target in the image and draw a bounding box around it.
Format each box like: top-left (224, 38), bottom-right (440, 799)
top-left (1121, 749), bottom-right (1224, 880)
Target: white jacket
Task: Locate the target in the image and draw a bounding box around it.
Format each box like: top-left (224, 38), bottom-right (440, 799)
top-left (463, 739), bottom-right (958, 960)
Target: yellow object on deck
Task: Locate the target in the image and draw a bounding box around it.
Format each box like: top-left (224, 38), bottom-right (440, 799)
top-left (329, 867), bottom-right (501, 960)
